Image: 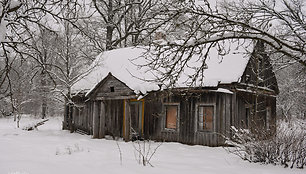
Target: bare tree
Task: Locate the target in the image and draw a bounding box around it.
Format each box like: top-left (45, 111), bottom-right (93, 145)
top-left (0, 0), bottom-right (97, 119)
top-left (92, 0), bottom-right (166, 50)
top-left (276, 61), bottom-right (306, 120)
top-left (0, 0), bottom-right (22, 114)
top-left (143, 0), bottom-right (305, 87)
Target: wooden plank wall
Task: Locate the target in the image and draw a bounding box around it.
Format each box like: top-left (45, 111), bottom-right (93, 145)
top-left (192, 93), bottom-right (232, 146)
top-left (235, 91), bottom-right (277, 135)
top-left (95, 75), bottom-right (134, 98)
top-left (104, 100), bottom-right (124, 138)
top-left (69, 97), bottom-right (90, 133)
top-left (71, 99), bottom-right (124, 138)
top-left (69, 74), bottom-right (133, 138)
top-left (144, 93), bottom-right (163, 140)
top-left (240, 41), bottom-right (279, 93)
top-left (144, 91), bottom-right (233, 146)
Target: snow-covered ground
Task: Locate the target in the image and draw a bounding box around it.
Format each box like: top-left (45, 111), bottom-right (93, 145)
top-left (0, 116), bottom-right (304, 174)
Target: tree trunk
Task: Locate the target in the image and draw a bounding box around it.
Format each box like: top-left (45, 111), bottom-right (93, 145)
top-left (63, 102), bottom-right (68, 130)
top-left (106, 0), bottom-right (114, 50)
top-left (41, 70), bottom-right (47, 119)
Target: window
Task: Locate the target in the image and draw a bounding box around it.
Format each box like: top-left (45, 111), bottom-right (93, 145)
top-left (197, 105), bottom-right (214, 131)
top-left (166, 105), bottom-right (177, 129)
top-left (110, 86), bottom-right (115, 92)
top-left (164, 104), bottom-right (179, 130)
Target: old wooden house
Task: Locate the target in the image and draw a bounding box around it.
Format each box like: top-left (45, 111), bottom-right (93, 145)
top-left (63, 41), bottom-right (278, 146)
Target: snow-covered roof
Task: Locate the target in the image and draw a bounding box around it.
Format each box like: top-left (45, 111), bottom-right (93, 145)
top-left (72, 43), bottom-right (251, 96)
top-left (72, 47), bottom-right (160, 96)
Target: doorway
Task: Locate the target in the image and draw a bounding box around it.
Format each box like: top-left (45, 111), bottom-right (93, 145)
top-left (129, 100), bottom-right (144, 139)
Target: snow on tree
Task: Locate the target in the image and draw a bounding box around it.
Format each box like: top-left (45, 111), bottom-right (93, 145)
top-left (0, 0), bottom-right (97, 118)
top-left (147, 0), bottom-right (305, 79)
top-left (0, 0), bottom-right (22, 117)
top-left (91, 0), bottom-right (169, 50)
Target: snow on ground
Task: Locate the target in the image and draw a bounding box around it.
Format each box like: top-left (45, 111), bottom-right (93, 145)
top-left (0, 116), bottom-right (304, 174)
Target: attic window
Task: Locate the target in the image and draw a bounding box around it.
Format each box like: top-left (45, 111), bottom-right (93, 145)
top-left (110, 86), bottom-right (115, 92)
top-left (245, 74), bottom-right (250, 83)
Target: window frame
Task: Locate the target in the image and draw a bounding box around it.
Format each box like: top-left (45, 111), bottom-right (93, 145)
top-left (195, 103), bottom-right (216, 133)
top-left (162, 103), bottom-right (180, 132)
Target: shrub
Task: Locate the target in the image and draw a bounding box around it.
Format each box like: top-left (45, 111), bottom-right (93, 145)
top-left (132, 140), bottom-right (162, 167)
top-left (226, 119), bottom-right (306, 168)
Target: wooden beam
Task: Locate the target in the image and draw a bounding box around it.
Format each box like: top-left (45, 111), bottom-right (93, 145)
top-left (141, 100), bottom-right (145, 136)
top-left (231, 92), bottom-right (237, 133)
top-left (95, 95), bottom-right (137, 101)
top-left (124, 100), bottom-right (131, 142)
top-left (225, 95), bottom-right (231, 137)
top-left (99, 101), bottom-right (106, 138)
top-left (92, 101), bottom-right (99, 138)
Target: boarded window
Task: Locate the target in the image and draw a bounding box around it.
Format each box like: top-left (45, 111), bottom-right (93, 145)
top-left (198, 106), bottom-right (213, 131)
top-left (165, 105), bottom-right (178, 129)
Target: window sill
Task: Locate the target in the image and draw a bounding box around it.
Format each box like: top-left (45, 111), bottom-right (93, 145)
top-left (162, 128), bottom-right (178, 132)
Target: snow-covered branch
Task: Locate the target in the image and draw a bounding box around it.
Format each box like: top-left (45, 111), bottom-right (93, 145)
top-left (151, 0), bottom-right (305, 68)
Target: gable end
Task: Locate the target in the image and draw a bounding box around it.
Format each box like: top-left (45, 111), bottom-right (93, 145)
top-left (88, 73), bottom-right (136, 99)
top-left (240, 41), bottom-right (279, 94)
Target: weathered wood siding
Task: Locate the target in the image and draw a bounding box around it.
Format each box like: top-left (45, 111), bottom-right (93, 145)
top-left (69, 87), bottom-right (276, 146)
top-left (104, 100), bottom-right (124, 137)
top-left (93, 74), bottom-right (135, 99)
top-left (71, 99), bottom-right (124, 137)
top-left (66, 58), bottom-right (278, 146)
top-left (70, 74), bottom-right (131, 137)
top-left (240, 41), bottom-right (279, 94)
top-left (144, 89), bottom-right (276, 146)
top-left (69, 95), bottom-right (88, 133)
top-left (144, 90), bottom-right (233, 146)
top-left (235, 91), bottom-right (277, 133)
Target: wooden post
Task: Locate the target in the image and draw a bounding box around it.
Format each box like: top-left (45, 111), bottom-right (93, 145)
top-left (99, 101), bottom-right (106, 138)
top-left (93, 101), bottom-right (99, 138)
top-left (124, 100), bottom-right (131, 142)
top-left (231, 92), bottom-right (237, 132)
top-left (225, 95), bottom-right (231, 138)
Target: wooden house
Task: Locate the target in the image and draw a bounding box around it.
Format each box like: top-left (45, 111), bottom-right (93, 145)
top-left (63, 41), bottom-right (278, 146)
